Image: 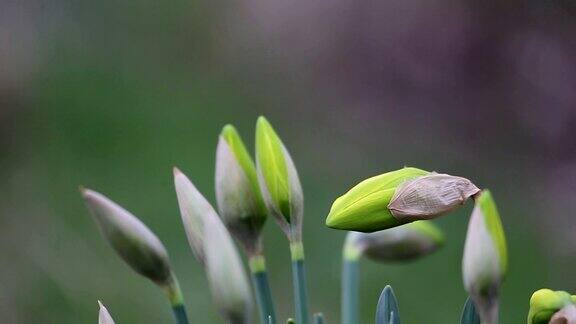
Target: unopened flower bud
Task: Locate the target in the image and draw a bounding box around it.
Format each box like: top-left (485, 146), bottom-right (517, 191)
top-left (528, 289), bottom-right (575, 324)
top-left (326, 167), bottom-right (429, 232)
top-left (327, 169), bottom-right (479, 232)
top-left (173, 167), bottom-right (217, 264)
top-left (255, 116), bottom-right (303, 239)
top-left (98, 301), bottom-right (115, 324)
top-left (81, 188), bottom-right (172, 285)
top-left (462, 190), bottom-right (507, 324)
top-left (344, 220), bottom-right (444, 262)
top-left (216, 124), bottom-right (267, 253)
top-left (204, 212), bottom-right (253, 323)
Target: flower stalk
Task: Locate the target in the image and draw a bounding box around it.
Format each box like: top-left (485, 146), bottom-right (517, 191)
top-left (162, 276), bottom-right (189, 324)
top-left (290, 240), bottom-right (310, 324)
top-left (342, 247), bottom-right (360, 324)
top-left (249, 253), bottom-right (277, 324)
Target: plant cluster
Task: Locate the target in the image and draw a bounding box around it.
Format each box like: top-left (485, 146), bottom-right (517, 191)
top-left (82, 117), bottom-right (571, 324)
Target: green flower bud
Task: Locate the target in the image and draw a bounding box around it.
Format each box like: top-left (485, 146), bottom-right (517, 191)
top-left (255, 116), bottom-right (303, 239)
top-left (326, 167), bottom-right (428, 232)
top-left (204, 211), bottom-right (253, 323)
top-left (173, 167), bottom-right (216, 264)
top-left (462, 190), bottom-right (508, 324)
top-left (327, 168), bottom-right (479, 232)
top-left (98, 301), bottom-right (115, 324)
top-left (216, 124), bottom-right (267, 254)
top-left (528, 289), bottom-right (575, 324)
top-left (344, 220), bottom-right (444, 262)
top-left (81, 188), bottom-right (172, 285)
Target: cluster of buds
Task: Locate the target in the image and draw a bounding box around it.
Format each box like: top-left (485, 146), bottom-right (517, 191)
top-left (80, 115), bottom-right (572, 324)
top-left (327, 167), bottom-right (510, 324)
top-left (82, 116), bottom-right (307, 324)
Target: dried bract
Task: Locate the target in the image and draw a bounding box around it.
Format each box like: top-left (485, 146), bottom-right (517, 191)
top-left (388, 173), bottom-right (480, 220)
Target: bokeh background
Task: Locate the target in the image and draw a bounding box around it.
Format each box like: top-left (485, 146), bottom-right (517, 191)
top-left (2, 0), bottom-right (576, 323)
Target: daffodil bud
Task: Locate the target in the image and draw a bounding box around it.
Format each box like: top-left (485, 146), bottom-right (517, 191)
top-left (98, 301), bottom-right (115, 324)
top-left (255, 116), bottom-right (303, 239)
top-left (344, 220), bottom-right (444, 262)
top-left (325, 167), bottom-right (426, 232)
top-left (204, 211), bottom-right (253, 323)
top-left (215, 124), bottom-right (268, 254)
top-left (528, 289), bottom-right (575, 324)
top-left (174, 167), bottom-right (217, 264)
top-left (81, 188), bottom-right (172, 285)
top-left (327, 168), bottom-right (479, 232)
top-left (462, 190), bottom-right (507, 324)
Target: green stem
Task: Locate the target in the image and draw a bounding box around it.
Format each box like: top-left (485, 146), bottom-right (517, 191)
top-left (472, 294), bottom-right (498, 324)
top-left (342, 258), bottom-right (359, 324)
top-left (163, 274), bottom-right (189, 324)
top-left (290, 240), bottom-right (309, 324)
top-left (313, 313), bottom-right (325, 324)
top-left (249, 254), bottom-right (277, 324)
top-left (172, 304), bottom-right (189, 324)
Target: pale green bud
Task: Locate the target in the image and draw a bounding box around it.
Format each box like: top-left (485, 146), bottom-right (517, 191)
top-left (98, 301), bottom-right (115, 324)
top-left (462, 190), bottom-right (508, 324)
top-left (528, 289), bottom-right (575, 324)
top-left (327, 169), bottom-right (479, 232)
top-left (255, 116), bottom-right (303, 239)
top-left (81, 188), bottom-right (172, 285)
top-left (215, 124), bottom-right (267, 254)
top-left (344, 220), bottom-right (444, 262)
top-left (173, 167), bottom-right (216, 264)
top-left (326, 167), bottom-right (428, 232)
top-left (204, 211), bottom-right (254, 323)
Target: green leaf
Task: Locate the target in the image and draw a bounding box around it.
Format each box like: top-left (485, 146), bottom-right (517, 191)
top-left (460, 297), bottom-right (480, 324)
top-left (375, 285), bottom-right (401, 324)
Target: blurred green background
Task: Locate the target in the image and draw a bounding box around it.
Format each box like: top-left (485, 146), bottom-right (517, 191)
top-left (2, 0), bottom-right (576, 323)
